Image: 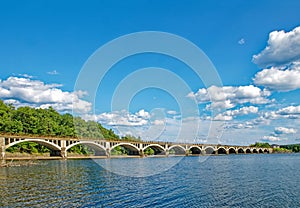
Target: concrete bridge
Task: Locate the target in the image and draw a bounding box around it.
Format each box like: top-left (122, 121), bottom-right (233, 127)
top-left (0, 135), bottom-right (273, 159)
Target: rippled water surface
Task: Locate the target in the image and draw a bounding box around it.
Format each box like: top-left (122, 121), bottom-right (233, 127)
top-left (1, 154), bottom-right (300, 207)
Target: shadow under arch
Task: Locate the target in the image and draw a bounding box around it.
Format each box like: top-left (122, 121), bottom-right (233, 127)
top-left (110, 143), bottom-right (140, 156)
top-left (168, 145), bottom-right (186, 155)
top-left (238, 148), bottom-right (245, 154)
top-left (143, 144), bottom-right (166, 156)
top-left (189, 146), bottom-right (202, 155)
top-left (204, 146), bottom-right (216, 154)
top-left (217, 147), bottom-right (227, 154)
top-left (228, 147), bottom-right (237, 154)
top-left (66, 141), bottom-right (107, 156)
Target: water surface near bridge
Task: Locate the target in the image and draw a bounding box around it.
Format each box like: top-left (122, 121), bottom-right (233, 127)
top-left (1, 154), bottom-right (300, 207)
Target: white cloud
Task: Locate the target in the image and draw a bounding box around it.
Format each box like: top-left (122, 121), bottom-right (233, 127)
top-left (188, 85), bottom-right (270, 110)
top-left (86, 109), bottom-right (150, 127)
top-left (214, 114), bottom-right (233, 121)
top-left (18, 74), bottom-right (33, 78)
top-left (253, 26), bottom-right (300, 67)
top-left (135, 109), bottom-right (150, 119)
top-left (152, 119), bottom-right (165, 125)
top-left (0, 76), bottom-right (91, 113)
top-left (262, 135), bottom-right (286, 142)
top-left (275, 127), bottom-right (297, 134)
top-left (253, 64), bottom-right (300, 91)
top-left (167, 110), bottom-right (178, 115)
top-left (47, 70), bottom-right (59, 75)
top-left (261, 105), bottom-right (300, 121)
top-left (277, 105), bottom-right (300, 115)
top-left (238, 38), bottom-right (245, 45)
top-left (213, 106), bottom-right (258, 121)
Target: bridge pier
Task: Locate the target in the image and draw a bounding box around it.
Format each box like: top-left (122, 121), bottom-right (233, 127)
top-left (60, 140), bottom-right (67, 158)
top-left (139, 149), bottom-right (145, 157)
top-left (60, 147), bottom-right (67, 158)
top-left (165, 149), bottom-right (169, 157)
top-left (0, 137), bottom-right (5, 160)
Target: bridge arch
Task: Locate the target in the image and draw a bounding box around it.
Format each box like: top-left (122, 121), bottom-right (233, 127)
top-left (110, 143), bottom-right (140, 155)
top-left (259, 149), bottom-right (263, 153)
top-left (253, 149), bottom-right (258, 153)
top-left (143, 144), bottom-right (165, 155)
top-left (5, 139), bottom-right (61, 151)
top-left (217, 147), bottom-right (227, 154)
top-left (204, 146), bottom-right (216, 154)
top-left (189, 146), bottom-right (202, 154)
top-left (263, 149), bottom-right (269, 153)
top-left (142, 144), bottom-right (165, 152)
top-left (238, 148), bottom-right (245, 154)
top-left (66, 141), bottom-right (107, 156)
top-left (168, 145), bottom-right (186, 155)
top-left (228, 147), bottom-right (237, 154)
top-left (245, 148), bottom-right (251, 153)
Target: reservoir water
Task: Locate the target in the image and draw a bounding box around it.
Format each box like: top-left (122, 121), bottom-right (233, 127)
top-left (1, 154), bottom-right (300, 207)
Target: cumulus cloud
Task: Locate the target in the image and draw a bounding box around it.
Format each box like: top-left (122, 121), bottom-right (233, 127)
top-left (0, 76), bottom-right (91, 113)
top-left (253, 26), bottom-right (300, 67)
top-left (187, 85), bottom-right (270, 110)
top-left (274, 127), bottom-right (297, 134)
top-left (261, 105), bottom-right (300, 121)
top-left (85, 109), bottom-right (151, 127)
top-left (253, 63), bottom-right (300, 91)
top-left (261, 135), bottom-right (286, 142)
top-left (213, 106), bottom-right (258, 121)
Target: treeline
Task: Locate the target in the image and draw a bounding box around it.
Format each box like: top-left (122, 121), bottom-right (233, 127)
top-left (250, 142), bottom-right (271, 148)
top-left (280, 144), bottom-right (300, 153)
top-left (0, 100), bottom-right (121, 140)
top-left (251, 142), bottom-right (300, 153)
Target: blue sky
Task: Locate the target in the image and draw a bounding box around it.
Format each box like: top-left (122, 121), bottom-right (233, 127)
top-left (0, 0), bottom-right (300, 145)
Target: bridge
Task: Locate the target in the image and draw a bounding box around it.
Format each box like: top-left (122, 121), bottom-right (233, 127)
top-left (0, 135), bottom-right (273, 159)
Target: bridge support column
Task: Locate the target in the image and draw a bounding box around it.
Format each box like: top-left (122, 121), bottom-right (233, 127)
top-left (60, 140), bottom-right (67, 158)
top-left (0, 137), bottom-right (5, 160)
top-left (165, 149), bottom-right (169, 157)
top-left (139, 149), bottom-right (145, 157)
top-left (185, 150), bottom-right (189, 156)
top-left (105, 142), bottom-right (111, 158)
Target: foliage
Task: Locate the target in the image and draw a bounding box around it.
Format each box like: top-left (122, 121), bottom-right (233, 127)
top-left (272, 147), bottom-right (293, 153)
top-left (67, 144), bottom-right (95, 155)
top-left (250, 142), bottom-right (271, 148)
top-left (0, 100), bottom-right (120, 140)
top-left (111, 146), bottom-right (128, 155)
top-left (144, 147), bottom-right (155, 155)
top-left (6, 142), bottom-right (50, 154)
top-left (280, 144), bottom-right (300, 153)
top-left (121, 134), bottom-right (141, 142)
